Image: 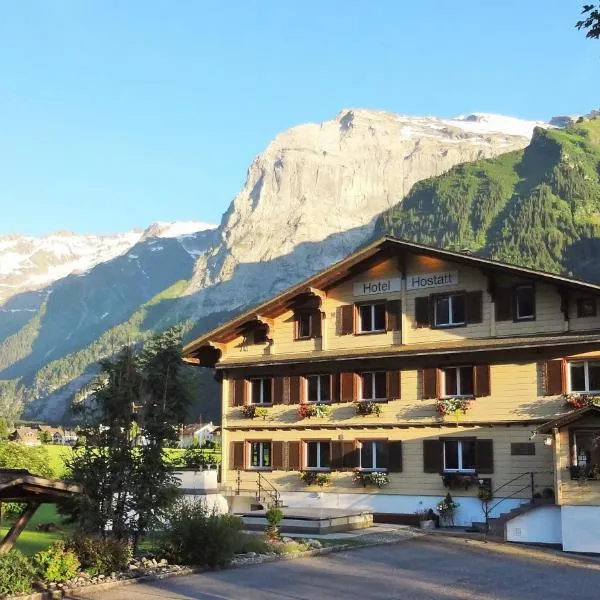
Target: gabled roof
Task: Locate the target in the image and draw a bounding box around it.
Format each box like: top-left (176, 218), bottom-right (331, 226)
top-left (537, 405), bottom-right (600, 433)
top-left (183, 235), bottom-right (600, 359)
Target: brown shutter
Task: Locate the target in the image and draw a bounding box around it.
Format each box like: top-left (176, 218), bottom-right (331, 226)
top-left (287, 441), bottom-right (300, 471)
top-left (231, 441), bottom-right (244, 470)
top-left (476, 439), bottom-right (494, 474)
top-left (311, 311), bottom-right (322, 338)
top-left (414, 296), bottom-right (430, 328)
top-left (340, 372), bottom-right (356, 402)
top-left (466, 291), bottom-right (483, 324)
top-left (229, 379), bottom-right (236, 407)
top-left (422, 368), bottom-right (439, 400)
top-left (332, 373), bottom-right (340, 403)
top-left (289, 376), bottom-right (301, 404)
top-left (388, 441), bottom-right (403, 473)
top-left (423, 439), bottom-right (443, 473)
top-left (387, 370), bottom-right (401, 400)
top-left (273, 377), bottom-right (284, 404)
top-left (272, 441), bottom-right (284, 470)
top-left (495, 288), bottom-right (512, 321)
top-left (473, 365), bottom-right (491, 397)
top-left (545, 359), bottom-right (566, 395)
top-left (331, 441), bottom-right (344, 470)
top-left (337, 305), bottom-right (355, 335)
top-left (233, 379), bottom-right (246, 406)
top-left (342, 441), bottom-right (358, 468)
top-left (386, 300), bottom-right (402, 331)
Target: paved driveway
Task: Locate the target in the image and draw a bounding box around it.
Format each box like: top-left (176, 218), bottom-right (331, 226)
top-left (71, 536), bottom-right (600, 600)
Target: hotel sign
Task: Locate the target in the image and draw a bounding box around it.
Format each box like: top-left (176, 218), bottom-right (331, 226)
top-left (406, 271), bottom-right (459, 290)
top-left (353, 278), bottom-right (402, 297)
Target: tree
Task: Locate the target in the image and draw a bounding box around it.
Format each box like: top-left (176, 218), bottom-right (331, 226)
top-left (577, 4), bottom-right (600, 39)
top-left (38, 430), bottom-right (52, 444)
top-left (63, 328), bottom-right (191, 548)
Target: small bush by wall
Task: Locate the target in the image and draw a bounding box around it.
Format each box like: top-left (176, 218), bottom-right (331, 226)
top-left (35, 541), bottom-right (80, 583)
top-left (66, 534), bottom-right (132, 576)
top-left (0, 550), bottom-right (37, 596)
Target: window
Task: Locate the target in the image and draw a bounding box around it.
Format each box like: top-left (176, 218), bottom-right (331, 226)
top-left (511, 443), bottom-right (535, 456)
top-left (515, 285), bottom-right (535, 321)
top-left (434, 294), bottom-right (465, 327)
top-left (253, 324), bottom-right (269, 344)
top-left (577, 297), bottom-right (597, 318)
top-left (442, 366), bottom-right (474, 397)
top-left (306, 375), bottom-right (331, 403)
top-left (443, 439), bottom-right (476, 472)
top-left (359, 440), bottom-right (387, 471)
top-left (572, 431), bottom-right (600, 469)
top-left (251, 378), bottom-right (272, 404)
top-left (296, 313), bottom-right (312, 339)
top-left (569, 361), bottom-right (600, 393)
top-left (358, 303), bottom-right (386, 333)
top-left (305, 441), bottom-right (330, 470)
top-left (249, 441), bottom-right (271, 469)
top-left (361, 372), bottom-right (387, 400)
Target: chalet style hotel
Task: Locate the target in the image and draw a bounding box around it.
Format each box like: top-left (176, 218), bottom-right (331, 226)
top-left (183, 236), bottom-right (600, 552)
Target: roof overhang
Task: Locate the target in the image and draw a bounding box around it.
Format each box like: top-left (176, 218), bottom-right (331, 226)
top-left (0, 470), bottom-right (81, 503)
top-left (537, 405), bottom-right (600, 434)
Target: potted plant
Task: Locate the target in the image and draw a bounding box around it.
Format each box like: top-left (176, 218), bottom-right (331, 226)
top-left (563, 393), bottom-right (600, 410)
top-left (415, 508), bottom-right (438, 530)
top-left (265, 507), bottom-right (283, 542)
top-left (352, 471), bottom-right (390, 488)
top-left (442, 472), bottom-right (478, 490)
top-left (436, 493), bottom-right (460, 526)
top-left (477, 486), bottom-right (493, 503)
top-left (300, 471), bottom-right (330, 487)
top-left (435, 397), bottom-right (471, 421)
top-left (354, 401), bottom-right (382, 417)
top-left (241, 405), bottom-right (269, 420)
top-left (297, 403), bottom-right (332, 419)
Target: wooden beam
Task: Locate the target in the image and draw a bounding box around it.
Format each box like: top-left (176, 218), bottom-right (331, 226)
top-left (0, 501), bottom-right (40, 554)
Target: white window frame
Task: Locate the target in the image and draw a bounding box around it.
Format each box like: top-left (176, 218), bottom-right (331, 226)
top-left (248, 441), bottom-right (271, 470)
top-left (568, 361), bottom-right (600, 394)
top-left (358, 303), bottom-right (386, 333)
top-left (442, 440), bottom-right (476, 473)
top-left (361, 371), bottom-right (387, 401)
top-left (434, 294), bottom-right (465, 327)
top-left (515, 284), bottom-right (535, 321)
top-left (250, 378), bottom-right (272, 404)
top-left (305, 375), bottom-right (331, 403)
top-left (359, 440), bottom-right (386, 472)
top-left (305, 441), bottom-right (330, 471)
top-left (441, 366), bottom-right (474, 398)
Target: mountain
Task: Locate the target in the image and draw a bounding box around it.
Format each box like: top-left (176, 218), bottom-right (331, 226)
top-left (374, 117), bottom-right (600, 282)
top-left (0, 110), bottom-right (545, 423)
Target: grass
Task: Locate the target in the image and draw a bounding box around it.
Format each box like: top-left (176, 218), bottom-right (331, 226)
top-left (43, 444), bottom-right (73, 477)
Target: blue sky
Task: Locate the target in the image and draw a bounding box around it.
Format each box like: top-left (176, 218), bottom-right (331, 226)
top-left (1, 1), bottom-right (598, 236)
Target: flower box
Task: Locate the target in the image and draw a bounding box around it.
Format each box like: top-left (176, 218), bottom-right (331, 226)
top-left (241, 405), bottom-right (269, 420)
top-left (442, 472), bottom-right (478, 490)
top-left (354, 401), bottom-right (382, 417)
top-left (352, 471), bottom-right (390, 488)
top-left (300, 471), bottom-right (330, 486)
top-left (297, 403), bottom-right (332, 419)
top-left (563, 393), bottom-right (600, 410)
top-left (435, 397), bottom-right (471, 420)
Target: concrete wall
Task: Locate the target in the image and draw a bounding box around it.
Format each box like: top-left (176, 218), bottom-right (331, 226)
top-left (173, 469), bottom-right (218, 491)
top-left (562, 505), bottom-right (600, 553)
top-left (506, 506), bottom-right (562, 545)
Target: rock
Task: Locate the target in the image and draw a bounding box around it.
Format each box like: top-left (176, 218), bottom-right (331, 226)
top-left (159, 558), bottom-right (168, 566)
top-left (281, 537), bottom-right (294, 543)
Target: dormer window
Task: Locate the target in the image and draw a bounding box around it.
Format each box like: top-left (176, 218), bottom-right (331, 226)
top-left (297, 313), bottom-right (311, 339)
top-left (434, 293), bottom-right (465, 327)
top-left (358, 303), bottom-right (386, 333)
top-left (515, 284), bottom-right (535, 321)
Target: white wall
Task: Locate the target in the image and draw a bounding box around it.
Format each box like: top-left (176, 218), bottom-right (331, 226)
top-left (506, 506), bottom-right (562, 545)
top-left (174, 469), bottom-right (218, 491)
top-left (182, 493), bottom-right (229, 514)
top-left (562, 506), bottom-right (600, 553)
top-left (279, 492), bottom-right (525, 527)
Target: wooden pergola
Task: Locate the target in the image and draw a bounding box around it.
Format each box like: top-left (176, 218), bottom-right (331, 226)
top-left (0, 469), bottom-right (81, 553)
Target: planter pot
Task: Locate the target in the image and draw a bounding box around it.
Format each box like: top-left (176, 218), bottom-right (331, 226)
top-left (419, 520), bottom-right (436, 531)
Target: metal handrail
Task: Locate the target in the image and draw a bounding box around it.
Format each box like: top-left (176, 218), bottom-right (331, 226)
top-left (257, 472), bottom-right (282, 508)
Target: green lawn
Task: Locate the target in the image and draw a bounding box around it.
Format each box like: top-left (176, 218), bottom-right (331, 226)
top-left (0, 504), bottom-right (73, 556)
top-left (43, 444), bottom-right (73, 477)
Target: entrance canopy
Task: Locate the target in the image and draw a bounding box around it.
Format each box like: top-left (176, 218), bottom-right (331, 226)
top-left (536, 405), bottom-right (600, 434)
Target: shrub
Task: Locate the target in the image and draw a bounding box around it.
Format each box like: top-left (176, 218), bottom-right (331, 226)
top-left (156, 499), bottom-right (243, 567)
top-left (66, 534), bottom-right (132, 576)
top-left (0, 551), bottom-right (37, 596)
top-left (271, 541), bottom-right (308, 554)
top-left (265, 507), bottom-right (283, 541)
top-left (477, 487), bottom-right (493, 503)
top-left (235, 533), bottom-right (271, 555)
top-left (35, 542), bottom-right (80, 583)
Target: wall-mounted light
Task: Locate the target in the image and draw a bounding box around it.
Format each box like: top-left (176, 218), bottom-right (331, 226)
top-left (544, 436), bottom-right (553, 446)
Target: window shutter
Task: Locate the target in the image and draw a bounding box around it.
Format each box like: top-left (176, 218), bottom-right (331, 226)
top-left (476, 439), bottom-right (494, 474)
top-left (331, 373), bottom-right (341, 403)
top-left (422, 368), bottom-right (439, 400)
top-left (311, 311), bottom-right (322, 338)
top-left (331, 441), bottom-right (344, 470)
top-left (340, 372), bottom-right (356, 402)
top-left (495, 288), bottom-right (512, 321)
top-left (414, 296), bottom-right (430, 328)
top-left (231, 441), bottom-right (244, 470)
top-left (388, 441), bottom-right (403, 473)
top-left (273, 377), bottom-right (284, 404)
top-left (233, 379), bottom-right (246, 407)
top-left (466, 291), bottom-right (483, 324)
top-left (287, 441), bottom-right (300, 471)
top-left (423, 439), bottom-right (442, 473)
top-left (342, 441), bottom-right (358, 468)
top-left (337, 305), bottom-right (355, 335)
top-left (545, 359), bottom-right (566, 395)
top-left (473, 365), bottom-right (491, 397)
top-left (289, 376), bottom-right (301, 404)
top-left (272, 441), bottom-right (284, 470)
top-left (387, 370), bottom-right (401, 400)
top-left (229, 379), bottom-right (236, 407)
top-left (386, 300), bottom-right (402, 331)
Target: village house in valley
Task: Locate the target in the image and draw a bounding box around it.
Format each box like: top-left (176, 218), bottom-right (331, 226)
top-left (183, 236), bottom-right (600, 553)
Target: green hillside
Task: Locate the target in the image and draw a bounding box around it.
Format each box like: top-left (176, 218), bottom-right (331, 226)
top-left (375, 118), bottom-right (600, 281)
